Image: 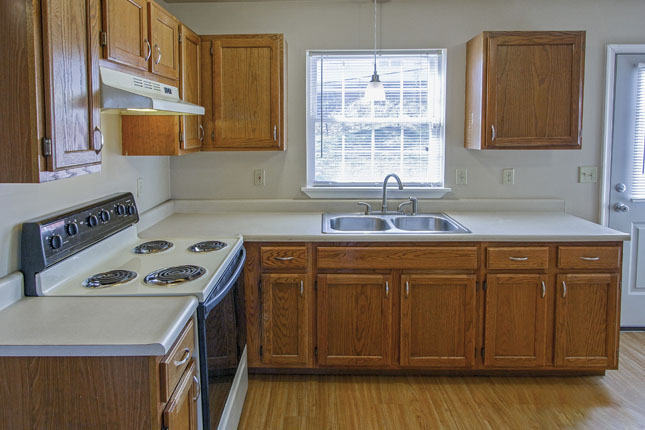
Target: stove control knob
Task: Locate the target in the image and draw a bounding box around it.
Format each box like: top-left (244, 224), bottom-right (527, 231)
top-left (50, 234), bottom-right (63, 250)
top-left (87, 214), bottom-right (99, 228)
top-left (66, 222), bottom-right (79, 236)
top-left (99, 210), bottom-right (111, 222)
top-left (115, 204), bottom-right (126, 216)
top-left (126, 205), bottom-right (136, 216)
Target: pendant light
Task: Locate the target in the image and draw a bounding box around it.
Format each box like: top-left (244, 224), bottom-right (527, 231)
top-left (364, 0), bottom-right (385, 101)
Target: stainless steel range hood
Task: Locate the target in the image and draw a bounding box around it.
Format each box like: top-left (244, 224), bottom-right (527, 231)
top-left (100, 67), bottom-right (205, 115)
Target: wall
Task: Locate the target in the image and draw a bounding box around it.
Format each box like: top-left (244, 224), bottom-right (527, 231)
top-left (0, 113), bottom-right (171, 277)
top-left (165, 0), bottom-right (645, 221)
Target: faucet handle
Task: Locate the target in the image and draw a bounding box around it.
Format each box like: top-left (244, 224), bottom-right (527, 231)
top-left (357, 202), bottom-right (372, 215)
top-left (409, 197), bottom-right (418, 215)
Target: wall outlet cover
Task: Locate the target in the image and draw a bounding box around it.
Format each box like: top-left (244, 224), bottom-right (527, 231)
top-left (253, 169), bottom-right (265, 186)
top-left (456, 168), bottom-right (468, 185)
top-left (579, 166), bottom-right (598, 183)
top-left (502, 168), bottom-right (515, 185)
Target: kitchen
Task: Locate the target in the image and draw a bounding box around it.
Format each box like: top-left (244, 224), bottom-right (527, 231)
top-left (0, 0), bottom-right (644, 428)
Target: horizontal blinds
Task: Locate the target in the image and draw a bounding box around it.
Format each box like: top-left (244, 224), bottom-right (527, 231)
top-left (633, 65), bottom-right (645, 198)
top-left (308, 51), bottom-right (445, 186)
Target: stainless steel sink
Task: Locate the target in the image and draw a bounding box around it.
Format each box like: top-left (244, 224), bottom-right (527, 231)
top-left (322, 213), bottom-right (470, 234)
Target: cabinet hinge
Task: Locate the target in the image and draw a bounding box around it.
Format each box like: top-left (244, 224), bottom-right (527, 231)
top-left (211, 131), bottom-right (215, 141)
top-left (41, 137), bottom-right (52, 157)
top-left (314, 279), bottom-right (317, 291)
top-left (476, 281), bottom-right (479, 291)
top-left (178, 33), bottom-right (182, 43)
top-left (259, 278), bottom-right (262, 293)
top-left (483, 281), bottom-right (487, 292)
top-left (314, 346), bottom-right (318, 359)
top-left (161, 426), bottom-right (169, 430)
top-left (259, 345), bottom-right (263, 358)
top-left (481, 347), bottom-right (485, 360)
top-left (210, 42), bottom-right (213, 56)
top-left (179, 130), bottom-right (183, 143)
top-left (100, 31), bottom-right (107, 47)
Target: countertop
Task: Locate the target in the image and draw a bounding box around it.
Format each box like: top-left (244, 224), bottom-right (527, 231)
top-left (140, 211), bottom-right (629, 242)
top-left (0, 295), bottom-right (197, 356)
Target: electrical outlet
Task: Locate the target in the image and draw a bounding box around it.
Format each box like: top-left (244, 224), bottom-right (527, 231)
top-left (137, 177), bottom-right (144, 198)
top-left (455, 169), bottom-right (468, 185)
top-left (502, 168), bottom-right (515, 185)
top-left (579, 166), bottom-right (598, 183)
top-left (253, 169), bottom-right (265, 186)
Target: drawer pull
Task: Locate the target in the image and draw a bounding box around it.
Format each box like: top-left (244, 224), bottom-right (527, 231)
top-left (274, 256), bottom-right (295, 261)
top-left (192, 375), bottom-right (201, 401)
top-left (405, 281), bottom-right (410, 298)
top-left (541, 281), bottom-right (546, 298)
top-left (579, 256), bottom-right (600, 261)
top-left (562, 281), bottom-right (567, 299)
top-left (385, 281), bottom-right (389, 298)
top-left (300, 280), bottom-right (304, 296)
top-left (173, 348), bottom-right (191, 366)
top-left (508, 256), bottom-right (528, 261)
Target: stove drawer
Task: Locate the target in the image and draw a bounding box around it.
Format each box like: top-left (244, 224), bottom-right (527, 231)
top-left (261, 246), bottom-right (308, 270)
top-left (160, 318), bottom-right (195, 403)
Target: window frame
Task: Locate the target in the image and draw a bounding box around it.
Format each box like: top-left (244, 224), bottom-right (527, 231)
top-left (303, 49), bottom-right (450, 199)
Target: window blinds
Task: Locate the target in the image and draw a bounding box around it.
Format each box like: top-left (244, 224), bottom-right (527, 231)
top-left (307, 51), bottom-right (445, 187)
top-left (632, 64), bottom-right (645, 198)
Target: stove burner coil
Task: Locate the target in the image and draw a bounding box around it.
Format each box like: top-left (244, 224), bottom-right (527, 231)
top-left (188, 241), bottom-right (228, 253)
top-left (144, 265), bottom-right (206, 286)
top-left (83, 270), bottom-right (137, 289)
top-left (133, 240), bottom-right (174, 254)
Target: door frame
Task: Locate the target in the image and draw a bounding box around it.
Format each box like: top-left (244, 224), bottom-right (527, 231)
top-left (600, 44), bottom-right (645, 225)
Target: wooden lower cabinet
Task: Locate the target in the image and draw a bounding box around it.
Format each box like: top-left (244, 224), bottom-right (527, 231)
top-left (484, 274), bottom-right (549, 367)
top-left (317, 274), bottom-right (392, 367)
top-left (400, 274), bottom-right (476, 368)
top-left (163, 360), bottom-right (199, 430)
top-left (555, 274), bottom-right (620, 369)
top-left (261, 274), bottom-right (311, 366)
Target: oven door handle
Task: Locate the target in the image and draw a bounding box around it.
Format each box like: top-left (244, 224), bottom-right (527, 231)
top-left (202, 247), bottom-right (246, 314)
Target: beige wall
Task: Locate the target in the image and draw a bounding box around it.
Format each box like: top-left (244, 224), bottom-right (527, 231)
top-left (0, 113), bottom-right (171, 277)
top-left (165, 0), bottom-right (645, 220)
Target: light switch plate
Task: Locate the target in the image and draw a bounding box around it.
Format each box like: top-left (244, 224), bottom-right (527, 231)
top-left (253, 169), bottom-right (265, 186)
top-left (136, 177), bottom-right (144, 198)
top-left (502, 168), bottom-right (514, 185)
top-left (455, 169), bottom-right (468, 185)
top-left (579, 166), bottom-right (598, 183)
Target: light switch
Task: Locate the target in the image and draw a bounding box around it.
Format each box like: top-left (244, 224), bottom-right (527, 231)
top-left (579, 166), bottom-right (598, 183)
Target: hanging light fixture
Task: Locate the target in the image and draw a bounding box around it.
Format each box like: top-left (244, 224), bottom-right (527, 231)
top-left (364, 0), bottom-right (385, 101)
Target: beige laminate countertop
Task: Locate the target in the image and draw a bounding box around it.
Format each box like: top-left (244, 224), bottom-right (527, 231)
top-left (139, 211), bottom-right (629, 242)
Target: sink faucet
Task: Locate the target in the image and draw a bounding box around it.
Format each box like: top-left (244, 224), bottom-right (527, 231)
top-left (381, 173), bottom-right (403, 213)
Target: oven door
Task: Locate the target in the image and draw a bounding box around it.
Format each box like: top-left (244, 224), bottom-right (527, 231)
top-left (197, 247), bottom-right (246, 430)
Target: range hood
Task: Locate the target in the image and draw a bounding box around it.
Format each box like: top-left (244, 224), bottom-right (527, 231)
top-left (100, 67), bottom-right (205, 115)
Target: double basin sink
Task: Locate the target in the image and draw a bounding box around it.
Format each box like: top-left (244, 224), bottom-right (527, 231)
top-left (322, 213), bottom-right (471, 234)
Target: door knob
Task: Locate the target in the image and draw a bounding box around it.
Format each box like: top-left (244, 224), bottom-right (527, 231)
top-left (614, 203), bottom-right (630, 213)
top-left (615, 183), bottom-right (627, 193)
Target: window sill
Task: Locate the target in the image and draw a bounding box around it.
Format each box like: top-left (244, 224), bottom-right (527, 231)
top-left (301, 187), bottom-right (452, 199)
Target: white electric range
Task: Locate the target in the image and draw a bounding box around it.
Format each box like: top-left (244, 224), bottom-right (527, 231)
top-left (20, 193), bottom-right (247, 430)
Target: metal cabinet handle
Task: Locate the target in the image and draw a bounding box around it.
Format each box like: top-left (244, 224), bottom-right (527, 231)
top-left (580, 256), bottom-right (600, 261)
top-left (199, 125), bottom-right (205, 142)
top-left (93, 126), bottom-right (104, 153)
top-left (405, 281), bottom-right (410, 298)
top-left (562, 281), bottom-right (567, 299)
top-left (274, 256), bottom-right (294, 261)
top-left (154, 44), bottom-right (162, 64)
top-left (273, 125), bottom-right (277, 141)
top-left (173, 348), bottom-right (191, 366)
top-left (491, 124), bottom-right (496, 141)
top-left (385, 281), bottom-right (389, 298)
top-left (541, 281), bottom-right (546, 298)
top-left (144, 39), bottom-right (152, 62)
top-left (192, 375), bottom-right (201, 401)
top-left (300, 280), bottom-right (304, 296)
top-left (508, 256), bottom-right (528, 261)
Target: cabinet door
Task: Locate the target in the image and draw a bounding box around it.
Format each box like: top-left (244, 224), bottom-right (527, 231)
top-left (210, 35), bottom-right (283, 150)
top-left (101, 0), bottom-right (149, 71)
top-left (317, 274), bottom-right (392, 367)
top-left (484, 274), bottom-right (549, 367)
top-left (163, 360), bottom-right (199, 430)
top-left (149, 1), bottom-right (179, 80)
top-left (400, 275), bottom-right (476, 368)
top-left (41, 0), bottom-right (102, 171)
top-left (261, 274), bottom-right (310, 366)
top-left (555, 274), bottom-right (619, 368)
top-left (179, 25), bottom-right (202, 152)
top-left (485, 32), bottom-right (584, 149)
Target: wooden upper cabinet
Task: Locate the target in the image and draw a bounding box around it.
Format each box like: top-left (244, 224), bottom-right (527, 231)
top-left (261, 274), bottom-right (311, 366)
top-left (465, 31), bottom-right (585, 150)
top-left (317, 274), bottom-right (392, 367)
top-left (203, 34), bottom-right (285, 151)
top-left (149, 1), bottom-right (179, 81)
top-left (400, 275), bottom-right (476, 368)
top-left (180, 25), bottom-right (202, 152)
top-left (484, 274), bottom-right (549, 367)
top-left (163, 360), bottom-right (199, 430)
top-left (101, 0), bottom-right (149, 71)
top-left (554, 274), bottom-right (619, 369)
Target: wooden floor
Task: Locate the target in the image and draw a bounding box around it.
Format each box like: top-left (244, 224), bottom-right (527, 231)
top-left (238, 332), bottom-right (645, 430)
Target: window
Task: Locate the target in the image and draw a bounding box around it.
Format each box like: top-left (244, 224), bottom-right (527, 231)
top-left (305, 50), bottom-right (447, 197)
top-left (632, 63), bottom-right (645, 198)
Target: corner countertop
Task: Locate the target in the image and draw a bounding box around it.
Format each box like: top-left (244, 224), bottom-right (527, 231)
top-left (139, 211), bottom-right (629, 242)
top-left (0, 296), bottom-right (197, 356)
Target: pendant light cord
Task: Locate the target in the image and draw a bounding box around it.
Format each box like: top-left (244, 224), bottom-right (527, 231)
top-left (373, 0), bottom-right (377, 75)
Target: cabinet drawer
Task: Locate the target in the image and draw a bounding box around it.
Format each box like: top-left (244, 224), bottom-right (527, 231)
top-left (317, 247), bottom-right (478, 270)
top-left (160, 318), bottom-right (195, 403)
top-left (487, 247), bottom-right (549, 270)
top-left (261, 247), bottom-right (308, 269)
top-left (558, 246), bottom-right (621, 270)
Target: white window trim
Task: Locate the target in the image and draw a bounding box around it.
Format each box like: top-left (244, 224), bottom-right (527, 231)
top-left (304, 49), bottom-right (449, 199)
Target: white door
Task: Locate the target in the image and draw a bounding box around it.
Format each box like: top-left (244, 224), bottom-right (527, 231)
top-left (608, 53), bottom-right (645, 327)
